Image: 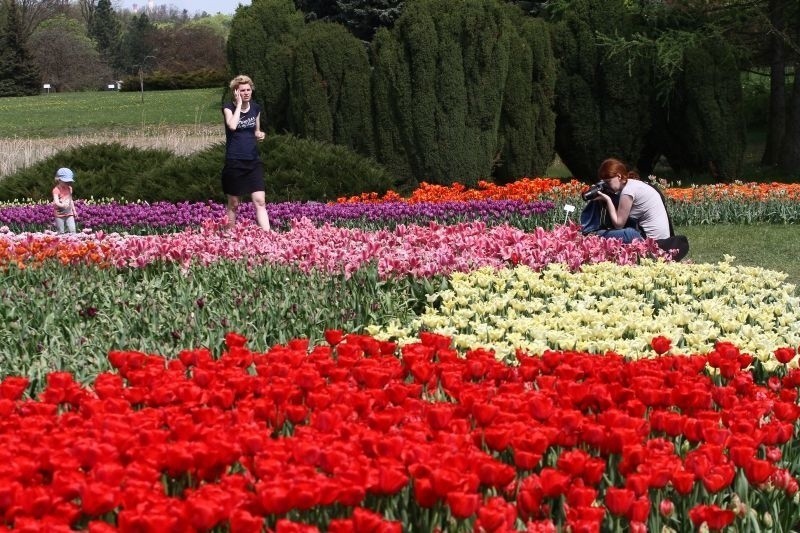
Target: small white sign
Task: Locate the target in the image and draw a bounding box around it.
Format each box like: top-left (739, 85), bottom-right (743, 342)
top-left (108, 84), bottom-right (116, 89)
top-left (43, 83), bottom-right (51, 89)
top-left (563, 204), bottom-right (576, 213)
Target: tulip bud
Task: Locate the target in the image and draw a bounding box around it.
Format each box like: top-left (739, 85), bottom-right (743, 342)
top-left (766, 446), bottom-right (782, 463)
top-left (731, 494), bottom-right (747, 517)
top-left (659, 499), bottom-right (675, 517)
top-left (763, 512), bottom-right (773, 528)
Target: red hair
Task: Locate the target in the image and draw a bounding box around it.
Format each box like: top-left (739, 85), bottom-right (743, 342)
top-left (597, 158), bottom-right (640, 184)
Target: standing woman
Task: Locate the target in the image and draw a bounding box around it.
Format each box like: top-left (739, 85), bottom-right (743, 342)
top-left (222, 74), bottom-right (270, 230)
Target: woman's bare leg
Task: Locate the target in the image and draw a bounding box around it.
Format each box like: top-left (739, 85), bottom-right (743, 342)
top-left (251, 191), bottom-right (270, 231)
top-left (226, 195), bottom-right (240, 228)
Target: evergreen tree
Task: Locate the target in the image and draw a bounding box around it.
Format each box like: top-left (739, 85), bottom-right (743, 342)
top-left (640, 38), bottom-right (745, 181)
top-left (289, 21), bottom-right (374, 156)
top-left (227, 0), bottom-right (305, 134)
top-left (335, 0), bottom-right (404, 41)
top-left (372, 0), bottom-right (554, 186)
top-left (495, 11), bottom-right (555, 182)
top-left (0, 0), bottom-right (40, 97)
top-left (117, 13), bottom-right (155, 75)
top-left (294, 0), bottom-right (403, 41)
top-left (549, 0), bottom-right (651, 182)
top-left (371, 25), bottom-right (416, 183)
top-left (87, 0), bottom-right (120, 68)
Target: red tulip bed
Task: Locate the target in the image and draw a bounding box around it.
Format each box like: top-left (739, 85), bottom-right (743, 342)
top-left (1, 330), bottom-right (799, 532)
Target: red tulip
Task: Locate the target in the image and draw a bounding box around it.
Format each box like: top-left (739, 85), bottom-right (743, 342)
top-left (650, 336), bottom-right (671, 355)
top-left (446, 491), bottom-right (479, 519)
top-left (604, 487), bottom-right (635, 517)
top-left (539, 468), bottom-right (570, 499)
top-left (627, 497), bottom-right (650, 522)
top-left (774, 347), bottom-right (796, 364)
top-left (566, 484), bottom-right (597, 508)
top-left (224, 331), bottom-right (247, 349)
top-left (0, 376), bottom-right (29, 401)
top-left (372, 466), bottom-right (408, 496)
top-left (80, 483), bottom-right (117, 517)
top-left (689, 504), bottom-right (735, 531)
top-left (228, 508), bottom-right (263, 533)
top-left (412, 477), bottom-right (438, 508)
top-left (477, 496), bottom-right (517, 532)
top-left (472, 402), bottom-right (500, 426)
top-left (324, 329), bottom-right (344, 346)
top-left (700, 464), bottom-right (735, 493)
top-left (745, 458), bottom-right (776, 486)
top-left (350, 507), bottom-right (401, 532)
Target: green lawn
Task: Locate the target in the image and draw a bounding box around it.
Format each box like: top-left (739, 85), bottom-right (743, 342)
top-left (0, 88), bottom-right (221, 137)
top-left (679, 224), bottom-right (800, 289)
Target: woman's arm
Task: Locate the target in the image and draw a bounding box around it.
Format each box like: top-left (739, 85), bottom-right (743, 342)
top-left (598, 192), bottom-right (633, 229)
top-left (255, 112), bottom-right (265, 141)
top-left (223, 90), bottom-right (243, 131)
top-left (223, 106), bottom-right (241, 131)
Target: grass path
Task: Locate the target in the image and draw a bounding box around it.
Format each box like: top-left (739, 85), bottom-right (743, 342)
top-left (679, 224), bottom-right (800, 288)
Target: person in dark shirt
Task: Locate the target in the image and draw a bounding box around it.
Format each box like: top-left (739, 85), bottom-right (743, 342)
top-left (221, 74), bottom-right (270, 230)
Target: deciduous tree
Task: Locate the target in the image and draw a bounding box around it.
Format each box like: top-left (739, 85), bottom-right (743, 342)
top-left (28, 14), bottom-right (111, 90)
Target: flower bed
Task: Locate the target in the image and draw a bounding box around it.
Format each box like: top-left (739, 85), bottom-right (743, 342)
top-left (4, 178), bottom-right (800, 234)
top-left (367, 260), bottom-right (800, 367)
top-left (0, 332), bottom-right (798, 532)
top-left (1, 176), bottom-right (799, 531)
top-left (0, 198), bottom-right (557, 234)
top-left (0, 219), bottom-right (666, 274)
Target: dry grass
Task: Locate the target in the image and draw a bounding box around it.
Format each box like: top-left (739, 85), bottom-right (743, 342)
top-left (0, 126), bottom-right (222, 177)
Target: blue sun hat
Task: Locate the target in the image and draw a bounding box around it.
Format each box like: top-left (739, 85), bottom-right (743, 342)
top-left (55, 168), bottom-right (74, 182)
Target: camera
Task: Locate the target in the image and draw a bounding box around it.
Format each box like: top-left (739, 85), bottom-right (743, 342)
top-left (582, 182), bottom-right (611, 201)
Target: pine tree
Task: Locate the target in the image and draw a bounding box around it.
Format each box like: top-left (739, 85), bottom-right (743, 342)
top-left (335, 0), bottom-right (404, 41)
top-left (117, 13), bottom-right (155, 76)
top-left (87, 0), bottom-right (120, 68)
top-left (0, 0), bottom-right (40, 97)
top-left (294, 0), bottom-right (403, 41)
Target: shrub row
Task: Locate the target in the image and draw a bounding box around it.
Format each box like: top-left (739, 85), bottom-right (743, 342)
top-left (119, 68), bottom-right (228, 92)
top-left (0, 135), bottom-right (395, 203)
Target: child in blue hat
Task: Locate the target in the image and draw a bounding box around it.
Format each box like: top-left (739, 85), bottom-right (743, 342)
top-left (53, 167), bottom-right (77, 233)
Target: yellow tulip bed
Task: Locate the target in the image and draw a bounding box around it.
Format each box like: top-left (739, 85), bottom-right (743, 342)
top-left (368, 258), bottom-right (800, 370)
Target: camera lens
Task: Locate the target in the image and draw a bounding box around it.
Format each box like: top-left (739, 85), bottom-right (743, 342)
top-left (581, 183), bottom-right (603, 202)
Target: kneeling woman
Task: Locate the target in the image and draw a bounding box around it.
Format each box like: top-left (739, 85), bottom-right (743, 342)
top-left (591, 158), bottom-right (670, 243)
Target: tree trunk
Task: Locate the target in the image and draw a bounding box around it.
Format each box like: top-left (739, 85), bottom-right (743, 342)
top-left (778, 66), bottom-right (800, 172)
top-left (761, 0), bottom-right (785, 166)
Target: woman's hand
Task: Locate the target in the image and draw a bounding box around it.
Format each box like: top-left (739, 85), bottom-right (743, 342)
top-left (234, 89), bottom-right (242, 108)
top-left (596, 191), bottom-right (611, 202)
top-left (256, 131), bottom-right (265, 141)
